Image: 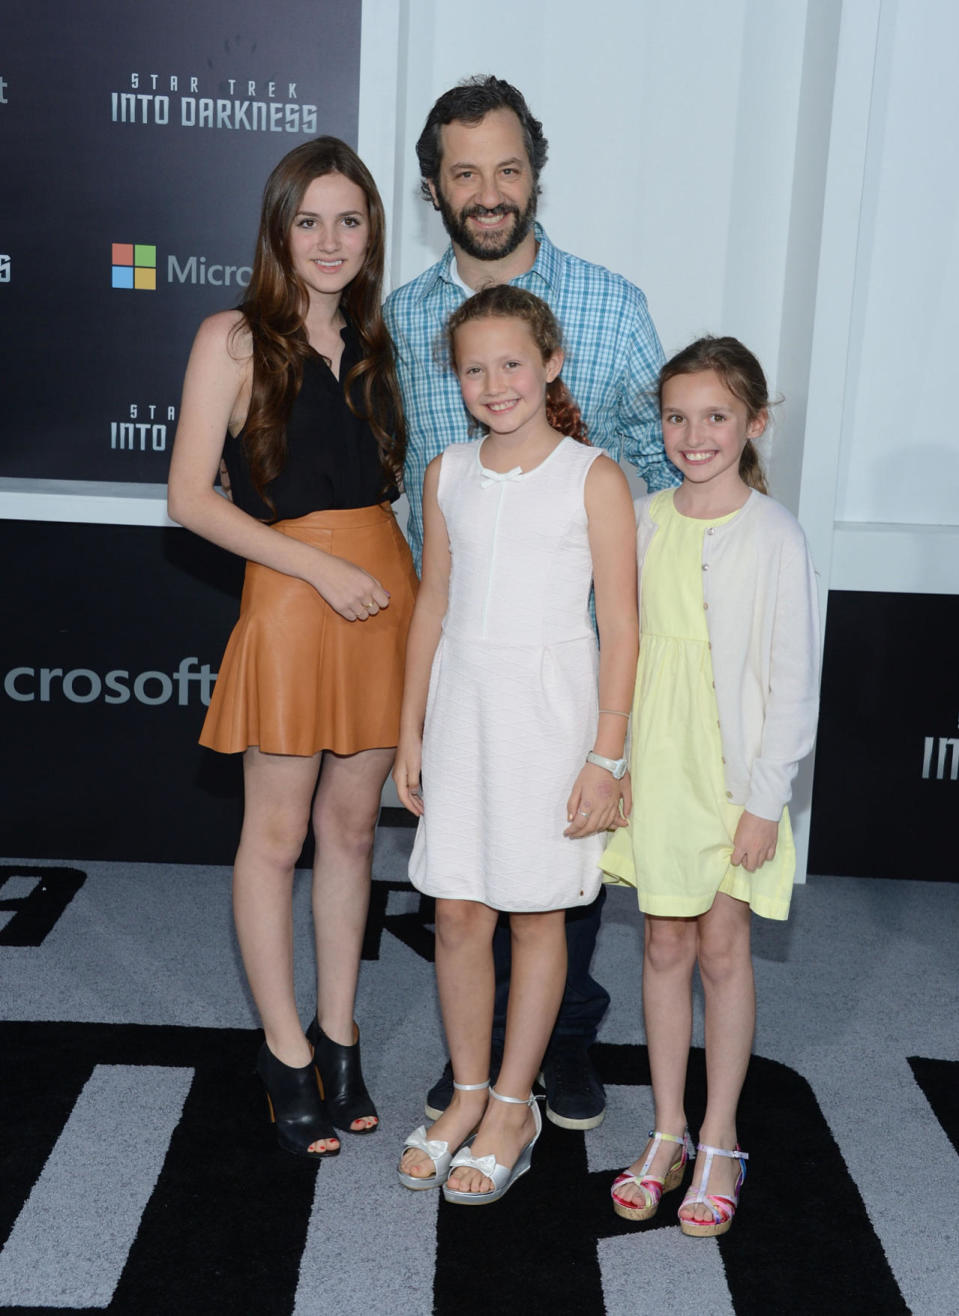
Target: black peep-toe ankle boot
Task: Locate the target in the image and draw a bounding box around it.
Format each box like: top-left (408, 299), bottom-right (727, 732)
top-left (256, 1042), bottom-right (340, 1158)
top-left (307, 1018), bottom-right (379, 1135)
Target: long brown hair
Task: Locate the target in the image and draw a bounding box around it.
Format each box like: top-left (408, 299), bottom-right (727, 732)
top-left (446, 285), bottom-right (588, 443)
top-left (235, 137), bottom-right (405, 514)
top-left (659, 336), bottom-right (771, 494)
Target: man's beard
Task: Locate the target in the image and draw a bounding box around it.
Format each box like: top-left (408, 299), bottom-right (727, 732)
top-left (435, 187), bottom-right (537, 262)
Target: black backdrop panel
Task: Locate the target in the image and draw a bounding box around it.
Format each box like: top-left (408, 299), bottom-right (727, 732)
top-left (8, 561), bottom-right (956, 873)
top-left (0, 0), bottom-right (361, 482)
top-left (1, 519), bottom-right (246, 863)
top-left (809, 590), bottom-right (959, 880)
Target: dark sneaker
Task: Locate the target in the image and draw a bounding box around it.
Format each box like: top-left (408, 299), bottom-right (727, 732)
top-left (424, 1060), bottom-right (454, 1120)
top-left (424, 1046), bottom-right (503, 1120)
top-left (538, 1041), bottom-right (606, 1130)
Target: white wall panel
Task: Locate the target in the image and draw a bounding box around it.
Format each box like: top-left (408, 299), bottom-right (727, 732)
top-left (835, 0), bottom-right (959, 528)
top-left (387, 1), bottom-right (808, 367)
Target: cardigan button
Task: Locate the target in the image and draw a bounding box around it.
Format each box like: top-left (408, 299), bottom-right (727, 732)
top-left (702, 563), bottom-right (709, 571)
top-left (725, 790), bottom-right (733, 799)
top-left (707, 527), bottom-right (715, 535)
top-left (703, 602), bottom-right (709, 610)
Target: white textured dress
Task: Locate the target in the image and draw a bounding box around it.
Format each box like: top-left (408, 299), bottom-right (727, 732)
top-left (409, 437), bottom-right (605, 912)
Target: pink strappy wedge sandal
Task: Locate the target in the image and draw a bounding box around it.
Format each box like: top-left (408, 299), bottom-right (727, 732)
top-left (678, 1143), bottom-right (748, 1237)
top-left (611, 1129), bottom-right (693, 1221)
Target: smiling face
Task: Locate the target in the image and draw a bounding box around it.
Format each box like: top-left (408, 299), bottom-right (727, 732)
top-left (430, 108), bottom-right (536, 262)
top-left (287, 172), bottom-right (370, 301)
top-left (661, 368), bottom-right (766, 496)
top-left (453, 314), bottom-right (562, 438)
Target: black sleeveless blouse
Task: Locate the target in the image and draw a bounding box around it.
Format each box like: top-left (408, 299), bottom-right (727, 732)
top-left (222, 322), bottom-right (397, 521)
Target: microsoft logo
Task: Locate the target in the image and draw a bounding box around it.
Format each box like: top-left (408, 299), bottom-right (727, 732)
top-left (112, 243), bottom-right (156, 290)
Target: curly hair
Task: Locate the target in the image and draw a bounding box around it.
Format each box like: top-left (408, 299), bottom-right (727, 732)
top-left (446, 285), bottom-right (588, 443)
top-left (234, 137), bottom-right (405, 517)
top-left (659, 336), bottom-right (771, 494)
top-left (415, 76), bottom-right (549, 203)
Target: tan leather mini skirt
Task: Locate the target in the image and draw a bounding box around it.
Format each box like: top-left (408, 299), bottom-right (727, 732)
top-left (199, 504), bottom-right (417, 757)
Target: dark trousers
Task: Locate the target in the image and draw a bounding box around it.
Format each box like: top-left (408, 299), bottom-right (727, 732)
top-left (491, 886), bottom-right (609, 1048)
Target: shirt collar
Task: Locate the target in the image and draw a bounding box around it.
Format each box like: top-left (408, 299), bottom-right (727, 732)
top-left (524, 224), bottom-right (560, 292)
top-left (420, 222), bottom-right (557, 300)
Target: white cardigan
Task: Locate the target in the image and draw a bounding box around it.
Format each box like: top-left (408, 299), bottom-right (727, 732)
top-left (636, 491), bottom-right (820, 822)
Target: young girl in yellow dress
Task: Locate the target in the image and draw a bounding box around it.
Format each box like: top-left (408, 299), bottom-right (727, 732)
top-left (602, 336), bottom-right (820, 1236)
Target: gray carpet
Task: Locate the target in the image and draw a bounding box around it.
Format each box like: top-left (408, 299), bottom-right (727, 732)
top-left (0, 829), bottom-right (957, 1313)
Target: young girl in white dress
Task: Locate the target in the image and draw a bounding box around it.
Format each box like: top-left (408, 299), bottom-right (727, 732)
top-left (602, 336), bottom-right (820, 1236)
top-left (393, 286), bottom-right (639, 1204)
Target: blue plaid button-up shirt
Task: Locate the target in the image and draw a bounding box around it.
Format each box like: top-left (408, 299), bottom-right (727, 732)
top-left (384, 224), bottom-right (680, 569)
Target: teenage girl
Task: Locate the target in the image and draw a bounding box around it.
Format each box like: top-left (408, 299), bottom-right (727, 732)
top-left (602, 336), bottom-right (819, 1234)
top-left (167, 138), bottom-right (417, 1158)
top-left (392, 285), bottom-right (638, 1203)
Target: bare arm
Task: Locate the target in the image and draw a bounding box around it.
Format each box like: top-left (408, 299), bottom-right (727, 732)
top-left (167, 311), bottom-right (388, 621)
top-left (565, 456), bottom-right (640, 838)
top-left (392, 457), bottom-right (450, 814)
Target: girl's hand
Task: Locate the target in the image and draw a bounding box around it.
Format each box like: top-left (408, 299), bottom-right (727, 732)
top-left (731, 810), bottom-right (779, 871)
top-left (564, 764), bottom-right (631, 838)
top-left (310, 554), bottom-right (391, 622)
top-left (393, 736), bottom-right (424, 816)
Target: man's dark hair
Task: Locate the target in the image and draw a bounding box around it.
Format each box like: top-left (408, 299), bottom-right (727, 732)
top-left (415, 75), bottom-right (549, 202)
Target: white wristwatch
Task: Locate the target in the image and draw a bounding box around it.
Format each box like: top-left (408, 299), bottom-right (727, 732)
top-left (586, 751), bottom-right (628, 780)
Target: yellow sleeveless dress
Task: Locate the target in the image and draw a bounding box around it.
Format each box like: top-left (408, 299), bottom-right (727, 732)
top-left (602, 491), bottom-right (795, 920)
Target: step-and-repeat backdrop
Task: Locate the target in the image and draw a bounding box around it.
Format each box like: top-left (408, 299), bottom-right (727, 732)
top-left (808, 590), bottom-right (959, 882)
top-left (4, 528), bottom-right (956, 874)
top-left (0, 0), bottom-right (361, 483)
top-left (0, 1), bottom-right (362, 864)
top-left (1, 2), bottom-right (954, 878)
top-left (1, 521), bottom-right (246, 864)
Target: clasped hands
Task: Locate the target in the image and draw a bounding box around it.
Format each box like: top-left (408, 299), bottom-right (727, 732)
top-left (564, 761), bottom-right (631, 839)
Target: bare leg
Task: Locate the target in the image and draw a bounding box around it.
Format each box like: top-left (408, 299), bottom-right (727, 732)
top-left (311, 746), bottom-right (396, 1042)
top-left (233, 747), bottom-right (337, 1154)
top-left (310, 744), bottom-right (395, 1131)
top-left (401, 898), bottom-right (499, 1179)
top-left (235, 747), bottom-right (319, 1065)
top-left (680, 892), bottom-right (754, 1223)
top-left (615, 914), bottom-right (698, 1207)
top-left (446, 909), bottom-right (567, 1194)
